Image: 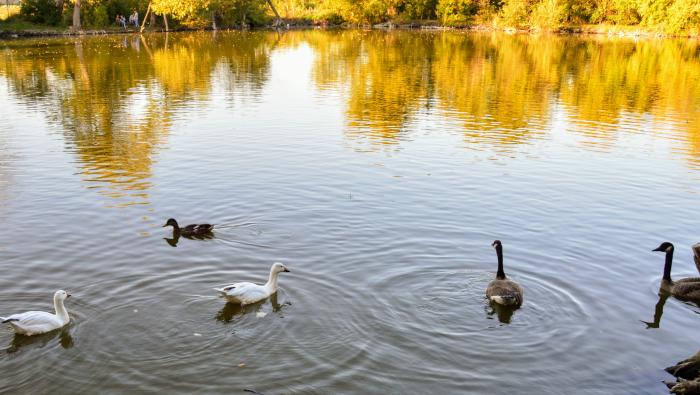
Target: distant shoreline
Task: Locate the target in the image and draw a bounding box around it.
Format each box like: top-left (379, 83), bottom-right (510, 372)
top-left (1, 22), bottom-right (699, 40)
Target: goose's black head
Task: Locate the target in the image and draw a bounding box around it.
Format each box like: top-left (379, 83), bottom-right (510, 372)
top-left (653, 242), bottom-right (674, 253)
top-left (163, 218), bottom-right (178, 228)
top-left (492, 240), bottom-right (502, 249)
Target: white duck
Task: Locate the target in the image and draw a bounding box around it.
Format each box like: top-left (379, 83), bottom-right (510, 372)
top-left (215, 262), bottom-right (290, 305)
top-left (1, 290), bottom-right (71, 336)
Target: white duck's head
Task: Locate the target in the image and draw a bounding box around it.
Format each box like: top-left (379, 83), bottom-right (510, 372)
top-left (54, 290), bottom-right (71, 302)
top-left (271, 262), bottom-right (290, 274)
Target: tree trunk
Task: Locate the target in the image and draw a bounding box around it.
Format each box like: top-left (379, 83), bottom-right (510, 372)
top-left (140, 1), bottom-right (151, 32)
top-left (163, 13), bottom-right (168, 32)
top-left (265, 0), bottom-right (281, 27)
top-left (211, 11), bottom-right (217, 30)
top-left (55, 0), bottom-right (64, 16)
top-left (72, 0), bottom-right (81, 30)
top-left (150, 10), bottom-right (156, 26)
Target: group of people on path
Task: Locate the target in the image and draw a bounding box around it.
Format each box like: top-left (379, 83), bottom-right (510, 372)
top-left (115, 11), bottom-right (139, 30)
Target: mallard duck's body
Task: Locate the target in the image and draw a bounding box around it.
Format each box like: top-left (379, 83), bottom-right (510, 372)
top-left (1, 290), bottom-right (71, 336)
top-left (486, 240), bottom-right (524, 307)
top-left (163, 218), bottom-right (214, 236)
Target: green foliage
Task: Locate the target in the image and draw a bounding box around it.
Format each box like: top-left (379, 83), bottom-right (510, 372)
top-left (152, 0), bottom-right (209, 20)
top-left (20, 0), bottom-right (61, 25)
top-left (637, 0), bottom-right (670, 26)
top-left (83, 4), bottom-right (109, 26)
top-left (212, 0), bottom-right (270, 26)
top-left (664, 0), bottom-right (700, 32)
top-left (105, 0), bottom-right (142, 24)
top-left (4, 0), bottom-right (700, 33)
top-left (401, 0), bottom-right (437, 19)
top-left (530, 0), bottom-right (563, 28)
top-left (558, 0), bottom-right (594, 23)
top-left (436, 0), bottom-right (476, 25)
top-left (500, 0), bottom-right (530, 26)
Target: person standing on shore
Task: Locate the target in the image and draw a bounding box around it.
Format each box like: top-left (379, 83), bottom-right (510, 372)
top-left (133, 10), bottom-right (139, 27)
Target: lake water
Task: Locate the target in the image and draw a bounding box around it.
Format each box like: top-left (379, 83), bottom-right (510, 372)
top-left (0, 30), bottom-right (699, 394)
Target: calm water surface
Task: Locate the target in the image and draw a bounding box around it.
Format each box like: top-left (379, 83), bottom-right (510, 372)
top-left (1, 30), bottom-right (699, 394)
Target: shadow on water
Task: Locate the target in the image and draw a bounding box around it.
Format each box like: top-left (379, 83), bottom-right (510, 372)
top-left (642, 290), bottom-right (670, 329)
top-left (162, 220), bottom-right (270, 248)
top-left (215, 293), bottom-right (284, 323)
top-left (486, 300), bottom-right (520, 324)
top-left (163, 231), bottom-right (216, 247)
top-left (4, 326), bottom-right (74, 354)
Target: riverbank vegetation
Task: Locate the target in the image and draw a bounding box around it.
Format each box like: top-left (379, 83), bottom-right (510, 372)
top-left (1, 0), bottom-right (699, 34)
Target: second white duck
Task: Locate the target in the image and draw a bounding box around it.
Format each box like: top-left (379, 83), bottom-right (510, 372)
top-left (214, 262), bottom-right (290, 305)
top-left (1, 290), bottom-right (71, 336)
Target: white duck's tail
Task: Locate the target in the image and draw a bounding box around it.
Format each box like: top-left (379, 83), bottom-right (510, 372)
top-left (1, 317), bottom-right (19, 324)
top-left (213, 288), bottom-right (227, 296)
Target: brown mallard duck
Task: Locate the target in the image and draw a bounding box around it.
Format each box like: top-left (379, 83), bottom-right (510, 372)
top-left (486, 240), bottom-right (524, 307)
top-left (163, 218), bottom-right (214, 236)
top-left (653, 242), bottom-right (700, 303)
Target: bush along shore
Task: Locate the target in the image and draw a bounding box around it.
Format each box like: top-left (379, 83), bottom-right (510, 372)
top-left (2, 21), bottom-right (700, 40)
top-left (2, 0), bottom-right (700, 38)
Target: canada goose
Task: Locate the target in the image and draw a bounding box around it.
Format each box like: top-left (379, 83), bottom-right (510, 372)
top-left (163, 218), bottom-right (214, 236)
top-left (693, 242), bottom-right (700, 274)
top-left (486, 240), bottom-right (523, 306)
top-left (653, 242), bottom-right (700, 303)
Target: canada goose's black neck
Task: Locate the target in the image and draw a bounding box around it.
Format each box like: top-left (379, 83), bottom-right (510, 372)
top-left (663, 247), bottom-right (674, 283)
top-left (496, 244), bottom-right (506, 279)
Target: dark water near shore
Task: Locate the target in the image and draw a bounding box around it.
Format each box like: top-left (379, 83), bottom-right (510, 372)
top-left (0, 30), bottom-right (699, 394)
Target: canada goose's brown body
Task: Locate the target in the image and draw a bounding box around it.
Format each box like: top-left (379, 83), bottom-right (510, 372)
top-left (486, 240), bottom-right (524, 306)
top-left (654, 242), bottom-right (700, 303)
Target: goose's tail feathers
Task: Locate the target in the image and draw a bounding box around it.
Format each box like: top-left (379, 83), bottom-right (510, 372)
top-left (490, 295), bottom-right (518, 306)
top-left (693, 243), bottom-right (700, 275)
top-left (1, 317), bottom-right (19, 324)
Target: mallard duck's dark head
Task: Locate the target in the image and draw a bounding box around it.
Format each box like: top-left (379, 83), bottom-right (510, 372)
top-left (653, 242), bottom-right (674, 253)
top-left (163, 218), bottom-right (178, 228)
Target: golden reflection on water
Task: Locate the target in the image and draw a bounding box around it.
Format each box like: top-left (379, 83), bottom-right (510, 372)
top-left (308, 31), bottom-right (700, 160)
top-left (0, 31), bottom-right (699, 196)
top-left (0, 32), bottom-right (274, 207)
